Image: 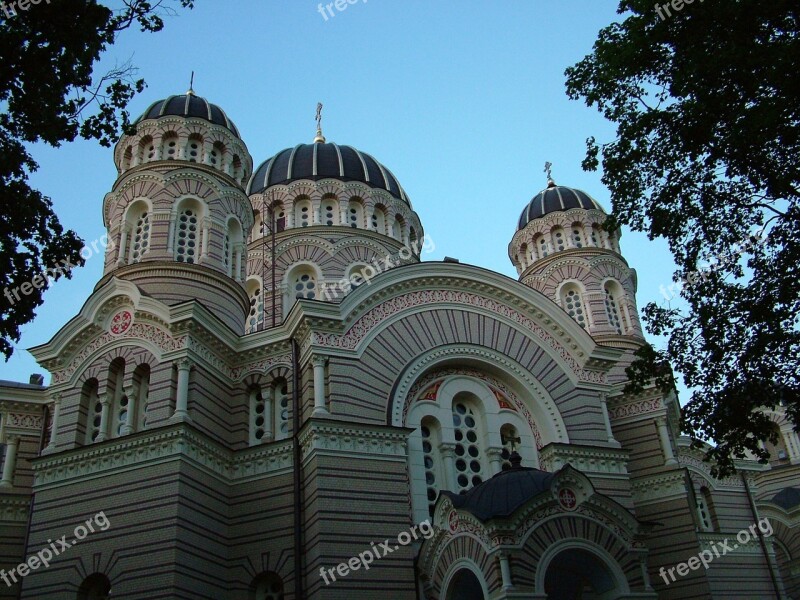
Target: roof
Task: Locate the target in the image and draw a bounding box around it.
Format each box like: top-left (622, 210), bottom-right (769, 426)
top-left (247, 142), bottom-right (410, 205)
top-left (518, 181), bottom-right (604, 230)
top-left (135, 94), bottom-right (240, 137)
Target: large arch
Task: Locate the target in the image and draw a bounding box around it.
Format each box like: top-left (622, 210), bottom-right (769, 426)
top-left (536, 540), bottom-right (631, 599)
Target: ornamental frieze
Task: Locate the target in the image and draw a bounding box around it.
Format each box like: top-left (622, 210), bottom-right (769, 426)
top-left (312, 289), bottom-right (602, 385)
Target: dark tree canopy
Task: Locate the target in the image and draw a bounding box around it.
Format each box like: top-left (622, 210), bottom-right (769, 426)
top-left (0, 0), bottom-right (193, 360)
top-left (566, 0), bottom-right (800, 475)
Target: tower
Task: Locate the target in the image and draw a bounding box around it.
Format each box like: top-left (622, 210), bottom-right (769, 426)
top-left (244, 127), bottom-right (425, 331)
top-left (101, 91), bottom-right (255, 333)
top-left (508, 177), bottom-right (644, 349)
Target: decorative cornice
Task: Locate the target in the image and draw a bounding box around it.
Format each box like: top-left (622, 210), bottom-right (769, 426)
top-left (607, 394), bottom-right (665, 424)
top-left (539, 443), bottom-right (630, 477)
top-left (630, 471), bottom-right (688, 506)
top-left (31, 425), bottom-right (293, 490)
top-left (298, 420), bottom-right (411, 462)
top-left (390, 345), bottom-right (569, 446)
top-left (0, 496), bottom-right (30, 523)
top-left (313, 287), bottom-right (605, 385)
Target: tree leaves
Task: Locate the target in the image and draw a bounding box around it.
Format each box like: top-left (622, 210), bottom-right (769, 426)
top-left (566, 0), bottom-right (800, 475)
top-left (0, 0), bottom-right (193, 360)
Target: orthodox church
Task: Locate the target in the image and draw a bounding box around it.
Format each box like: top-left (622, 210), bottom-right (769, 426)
top-left (0, 91), bottom-right (798, 600)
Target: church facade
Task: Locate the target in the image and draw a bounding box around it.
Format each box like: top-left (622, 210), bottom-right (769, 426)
top-left (0, 92), bottom-right (798, 599)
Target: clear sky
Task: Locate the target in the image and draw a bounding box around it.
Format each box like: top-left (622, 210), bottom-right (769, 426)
top-left (0, 0), bottom-right (682, 392)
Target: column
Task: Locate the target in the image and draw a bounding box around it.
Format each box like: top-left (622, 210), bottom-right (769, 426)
top-left (171, 359), bottom-right (194, 423)
top-left (599, 393), bottom-right (619, 446)
top-left (96, 395), bottom-right (110, 442)
top-left (45, 394), bottom-right (62, 452)
top-left (656, 418), bottom-right (678, 466)
top-left (121, 385), bottom-right (136, 436)
top-left (440, 443), bottom-right (457, 490)
top-left (312, 355), bottom-right (329, 416)
top-left (498, 554), bottom-right (514, 591)
top-left (0, 436), bottom-right (19, 489)
top-left (116, 226), bottom-right (129, 266)
top-left (487, 447), bottom-right (503, 475)
top-left (262, 385), bottom-right (274, 442)
top-left (235, 245), bottom-right (243, 281)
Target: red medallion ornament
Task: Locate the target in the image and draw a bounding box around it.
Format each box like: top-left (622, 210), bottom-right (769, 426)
top-left (110, 310), bottom-right (133, 335)
top-left (558, 488), bottom-right (578, 511)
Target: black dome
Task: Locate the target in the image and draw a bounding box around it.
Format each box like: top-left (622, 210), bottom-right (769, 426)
top-left (135, 94), bottom-right (240, 137)
top-left (518, 182), bottom-right (604, 230)
top-left (442, 459), bottom-right (554, 521)
top-left (247, 142), bottom-right (410, 204)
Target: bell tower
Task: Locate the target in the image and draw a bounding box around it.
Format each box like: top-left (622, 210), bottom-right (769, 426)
top-left (99, 90), bottom-right (254, 333)
top-left (508, 172), bottom-right (644, 349)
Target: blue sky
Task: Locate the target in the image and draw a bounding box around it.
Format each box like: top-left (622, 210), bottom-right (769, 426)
top-left (1, 0), bottom-right (681, 389)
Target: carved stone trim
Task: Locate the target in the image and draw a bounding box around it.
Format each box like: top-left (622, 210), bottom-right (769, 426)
top-left (311, 287), bottom-right (603, 384)
top-left (607, 395), bottom-right (664, 424)
top-left (299, 420), bottom-right (410, 462)
top-left (631, 471), bottom-right (688, 506)
top-left (539, 443), bottom-right (630, 477)
top-left (32, 425), bottom-right (293, 490)
top-left (0, 496), bottom-right (30, 523)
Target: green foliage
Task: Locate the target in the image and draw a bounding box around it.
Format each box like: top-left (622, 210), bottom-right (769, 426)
top-left (0, 0), bottom-right (193, 360)
top-left (566, 0), bottom-right (799, 475)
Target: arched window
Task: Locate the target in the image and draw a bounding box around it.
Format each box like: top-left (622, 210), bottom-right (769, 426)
top-left (210, 141), bottom-right (225, 168)
top-left (348, 198), bottom-right (364, 228)
top-left (108, 358), bottom-right (127, 437)
top-left (273, 203), bottom-right (286, 233)
top-left (409, 226), bottom-right (418, 247)
top-left (83, 379), bottom-right (101, 444)
top-left (232, 154), bottom-right (243, 183)
top-left (604, 282), bottom-right (624, 334)
top-left (518, 244), bottom-right (529, 270)
top-left (372, 206), bottom-right (386, 234)
top-left (285, 265), bottom-right (319, 312)
top-left (538, 235), bottom-right (550, 258)
top-left (246, 278), bottom-right (264, 333)
top-left (122, 146), bottom-right (133, 171)
top-left (391, 215), bottom-right (404, 241)
top-left (161, 132), bottom-right (179, 160)
top-left (174, 200), bottom-right (204, 263)
top-left (295, 197), bottom-right (312, 228)
top-left (137, 135), bottom-right (154, 165)
top-left (452, 393), bottom-right (486, 494)
top-left (322, 196), bottom-right (339, 226)
top-left (77, 573), bottom-right (111, 600)
top-left (591, 224), bottom-right (603, 247)
top-left (421, 417), bottom-right (444, 517)
top-left (696, 486), bottom-right (715, 532)
top-left (500, 424), bottom-right (520, 471)
top-left (129, 207), bottom-right (151, 264)
top-left (186, 134), bottom-right (203, 163)
top-left (224, 217), bottom-right (243, 277)
top-left (446, 568), bottom-right (485, 600)
top-left (571, 225), bottom-right (585, 248)
top-left (133, 364), bottom-right (150, 430)
top-left (560, 284), bottom-right (587, 329)
top-left (250, 387), bottom-right (269, 445)
top-left (274, 378), bottom-right (289, 438)
top-left (250, 572), bottom-right (284, 600)
top-left (552, 227), bottom-right (566, 252)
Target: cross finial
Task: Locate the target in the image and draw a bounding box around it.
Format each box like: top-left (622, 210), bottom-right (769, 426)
top-left (314, 102), bottom-right (326, 143)
top-left (187, 71), bottom-right (195, 95)
top-left (544, 161), bottom-right (555, 185)
top-left (502, 433), bottom-right (522, 452)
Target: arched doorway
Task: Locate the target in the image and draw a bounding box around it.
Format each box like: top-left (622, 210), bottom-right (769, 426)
top-left (445, 568), bottom-right (486, 600)
top-left (77, 573), bottom-right (111, 600)
top-left (544, 548), bottom-right (623, 599)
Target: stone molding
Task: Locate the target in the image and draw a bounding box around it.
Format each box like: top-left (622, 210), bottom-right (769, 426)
top-left (390, 345), bottom-right (569, 446)
top-left (299, 420), bottom-right (411, 463)
top-left (0, 496), bottom-right (30, 523)
top-left (630, 471), bottom-right (688, 506)
top-left (539, 443), bottom-right (630, 478)
top-left (311, 286), bottom-right (606, 384)
top-left (32, 425), bottom-right (293, 490)
top-left (607, 394), bottom-right (665, 425)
